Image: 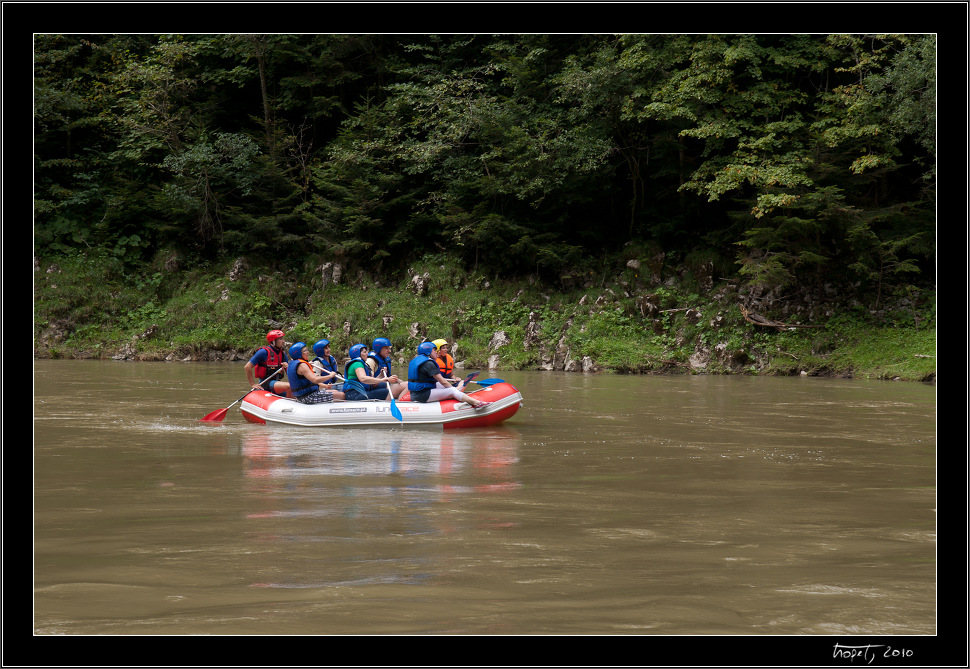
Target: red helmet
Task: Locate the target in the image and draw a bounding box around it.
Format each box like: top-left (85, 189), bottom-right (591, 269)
top-left (266, 329), bottom-right (286, 344)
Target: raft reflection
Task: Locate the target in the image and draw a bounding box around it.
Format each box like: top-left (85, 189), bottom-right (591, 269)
top-left (241, 425), bottom-right (521, 486)
top-left (238, 425), bottom-right (524, 590)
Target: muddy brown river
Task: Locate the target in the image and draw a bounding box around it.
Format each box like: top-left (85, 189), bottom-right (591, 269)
top-left (32, 360), bottom-right (941, 655)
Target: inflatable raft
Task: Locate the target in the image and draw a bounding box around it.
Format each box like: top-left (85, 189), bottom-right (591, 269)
top-left (240, 381), bottom-right (523, 429)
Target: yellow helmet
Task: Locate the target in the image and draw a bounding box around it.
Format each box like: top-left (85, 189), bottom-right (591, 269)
top-left (432, 339), bottom-right (449, 349)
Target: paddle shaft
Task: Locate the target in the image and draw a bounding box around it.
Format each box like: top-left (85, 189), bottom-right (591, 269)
top-left (235, 366), bottom-right (284, 404)
top-left (252, 364), bottom-right (284, 390)
top-left (380, 369), bottom-right (393, 400)
top-left (380, 369), bottom-right (404, 421)
top-left (200, 366), bottom-right (283, 421)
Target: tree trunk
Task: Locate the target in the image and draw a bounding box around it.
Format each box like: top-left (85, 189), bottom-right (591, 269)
top-left (250, 36), bottom-right (274, 156)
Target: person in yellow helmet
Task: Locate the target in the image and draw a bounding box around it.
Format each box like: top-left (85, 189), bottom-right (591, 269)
top-left (432, 338), bottom-right (457, 383)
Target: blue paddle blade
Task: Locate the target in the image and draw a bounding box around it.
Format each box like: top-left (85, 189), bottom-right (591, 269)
top-left (390, 398), bottom-right (403, 421)
top-left (474, 378), bottom-right (506, 386)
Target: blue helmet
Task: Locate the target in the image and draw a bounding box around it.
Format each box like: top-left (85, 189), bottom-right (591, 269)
top-left (288, 342), bottom-right (307, 359)
top-left (349, 343), bottom-right (367, 361)
top-left (312, 339), bottom-right (331, 357)
top-left (417, 341), bottom-right (437, 357)
top-left (372, 337), bottom-right (392, 357)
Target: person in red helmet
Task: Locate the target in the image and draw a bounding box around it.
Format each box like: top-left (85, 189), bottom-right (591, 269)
top-left (244, 329), bottom-right (291, 396)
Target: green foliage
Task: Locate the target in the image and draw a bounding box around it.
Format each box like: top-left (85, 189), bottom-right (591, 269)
top-left (161, 132), bottom-right (262, 243)
top-left (34, 215), bottom-right (92, 254)
top-left (34, 33), bottom-right (936, 302)
top-left (35, 247), bottom-right (936, 382)
top-left (121, 300), bottom-right (167, 330)
top-left (244, 293), bottom-right (274, 327)
top-left (767, 307), bottom-right (936, 381)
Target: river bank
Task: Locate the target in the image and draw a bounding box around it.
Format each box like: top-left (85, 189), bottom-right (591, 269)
top-left (33, 252), bottom-right (937, 383)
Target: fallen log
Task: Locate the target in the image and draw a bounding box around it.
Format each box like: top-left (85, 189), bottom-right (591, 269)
top-left (740, 305), bottom-right (824, 331)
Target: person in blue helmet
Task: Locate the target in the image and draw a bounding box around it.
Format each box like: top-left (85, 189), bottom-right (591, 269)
top-left (310, 339), bottom-right (342, 391)
top-left (343, 343), bottom-right (402, 401)
top-left (245, 329), bottom-right (291, 396)
top-left (286, 342), bottom-right (341, 404)
top-left (364, 337), bottom-right (408, 398)
top-left (408, 341), bottom-right (490, 408)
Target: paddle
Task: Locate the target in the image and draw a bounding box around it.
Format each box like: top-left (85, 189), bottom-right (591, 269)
top-left (444, 371), bottom-right (478, 386)
top-left (472, 377), bottom-right (506, 386)
top-left (200, 367), bottom-right (283, 422)
top-left (381, 370), bottom-right (403, 422)
top-left (389, 388), bottom-right (403, 422)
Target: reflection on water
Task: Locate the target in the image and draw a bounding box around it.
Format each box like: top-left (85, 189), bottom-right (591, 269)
top-left (236, 426), bottom-right (522, 592)
top-left (240, 425), bottom-right (520, 484)
top-left (32, 361), bottom-right (937, 642)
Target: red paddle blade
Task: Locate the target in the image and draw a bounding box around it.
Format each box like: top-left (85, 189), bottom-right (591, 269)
top-left (199, 407), bottom-right (229, 422)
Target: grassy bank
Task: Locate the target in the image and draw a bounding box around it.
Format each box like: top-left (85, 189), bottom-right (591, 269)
top-left (33, 251), bottom-right (937, 383)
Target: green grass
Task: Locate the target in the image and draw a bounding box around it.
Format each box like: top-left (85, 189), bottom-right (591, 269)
top-left (826, 322), bottom-right (936, 380)
top-left (34, 251), bottom-right (936, 381)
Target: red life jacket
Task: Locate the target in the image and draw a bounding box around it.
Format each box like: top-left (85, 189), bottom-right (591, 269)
top-left (254, 345), bottom-right (286, 381)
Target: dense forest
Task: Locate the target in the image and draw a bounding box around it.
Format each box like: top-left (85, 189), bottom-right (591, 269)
top-left (35, 33), bottom-right (936, 301)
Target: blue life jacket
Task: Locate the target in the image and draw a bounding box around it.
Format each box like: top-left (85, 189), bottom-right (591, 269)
top-left (366, 352), bottom-right (392, 390)
top-left (343, 359), bottom-right (369, 396)
top-left (287, 359), bottom-right (318, 397)
top-left (313, 354), bottom-right (338, 374)
top-left (312, 355), bottom-right (341, 390)
top-left (407, 354), bottom-right (438, 393)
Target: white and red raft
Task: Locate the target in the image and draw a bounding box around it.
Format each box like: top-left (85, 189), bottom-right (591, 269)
top-left (240, 381), bottom-right (523, 429)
